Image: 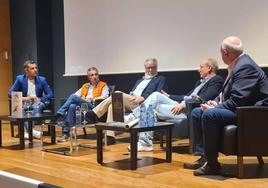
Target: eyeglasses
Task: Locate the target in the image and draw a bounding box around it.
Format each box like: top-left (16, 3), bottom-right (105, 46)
top-left (145, 66), bottom-right (157, 70)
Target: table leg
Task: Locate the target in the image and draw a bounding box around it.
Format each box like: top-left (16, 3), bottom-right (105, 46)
top-left (69, 127), bottom-right (74, 155)
top-left (50, 125), bottom-right (56, 144)
top-left (97, 129), bottom-right (103, 164)
top-left (18, 120), bottom-right (25, 149)
top-left (130, 130), bottom-right (138, 170)
top-left (28, 121), bottom-right (33, 142)
top-left (166, 127), bottom-right (172, 162)
top-left (40, 123), bottom-right (44, 148)
top-left (0, 120), bottom-right (2, 147)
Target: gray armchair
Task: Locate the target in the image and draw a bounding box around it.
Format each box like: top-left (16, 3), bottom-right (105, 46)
top-left (221, 106), bottom-right (268, 178)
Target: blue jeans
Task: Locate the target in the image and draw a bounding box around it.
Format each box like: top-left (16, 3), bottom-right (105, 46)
top-left (23, 101), bottom-right (46, 130)
top-left (57, 94), bottom-right (94, 134)
top-left (191, 107), bottom-right (236, 158)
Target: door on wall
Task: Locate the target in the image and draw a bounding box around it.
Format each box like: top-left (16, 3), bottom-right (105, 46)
top-left (0, 0), bottom-right (13, 115)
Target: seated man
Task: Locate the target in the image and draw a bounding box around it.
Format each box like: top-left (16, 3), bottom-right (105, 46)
top-left (185, 36), bottom-right (268, 176)
top-left (8, 60), bottom-right (53, 139)
top-left (57, 67), bottom-right (109, 142)
top-left (127, 58), bottom-right (223, 151)
top-left (86, 58), bottom-right (167, 144)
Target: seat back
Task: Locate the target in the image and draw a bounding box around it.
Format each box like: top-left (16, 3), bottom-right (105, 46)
top-left (108, 85), bottom-right (115, 95)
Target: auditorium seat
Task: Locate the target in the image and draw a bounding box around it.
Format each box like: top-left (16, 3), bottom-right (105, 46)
top-left (221, 106), bottom-right (268, 178)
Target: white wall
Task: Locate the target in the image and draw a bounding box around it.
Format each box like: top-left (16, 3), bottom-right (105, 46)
top-left (64, 0), bottom-right (268, 75)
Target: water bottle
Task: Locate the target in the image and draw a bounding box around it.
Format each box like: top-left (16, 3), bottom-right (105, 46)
top-left (33, 104), bottom-right (40, 116)
top-left (139, 103), bottom-right (147, 127)
top-left (75, 106), bottom-right (82, 125)
top-left (146, 104), bottom-right (155, 127)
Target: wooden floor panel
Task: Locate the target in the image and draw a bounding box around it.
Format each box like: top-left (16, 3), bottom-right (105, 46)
top-left (0, 123), bottom-right (268, 188)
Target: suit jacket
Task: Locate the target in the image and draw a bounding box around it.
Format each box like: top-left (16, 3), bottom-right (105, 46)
top-left (131, 75), bottom-right (167, 100)
top-left (170, 75), bottom-right (224, 102)
top-left (216, 54), bottom-right (268, 112)
top-left (8, 74), bottom-right (53, 103)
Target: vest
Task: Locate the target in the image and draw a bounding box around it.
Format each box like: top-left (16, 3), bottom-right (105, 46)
top-left (80, 81), bottom-right (107, 99)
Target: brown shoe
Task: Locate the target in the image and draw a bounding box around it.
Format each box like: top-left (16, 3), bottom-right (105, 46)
top-left (193, 161), bottom-right (221, 176)
top-left (184, 157), bottom-right (206, 169)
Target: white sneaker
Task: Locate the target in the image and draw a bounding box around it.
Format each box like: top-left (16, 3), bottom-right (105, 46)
top-left (32, 129), bottom-right (41, 139)
top-left (24, 132), bottom-right (29, 139)
top-left (128, 142), bottom-right (153, 152)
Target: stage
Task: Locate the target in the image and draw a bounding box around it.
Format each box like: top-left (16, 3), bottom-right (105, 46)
top-left (0, 122), bottom-right (268, 188)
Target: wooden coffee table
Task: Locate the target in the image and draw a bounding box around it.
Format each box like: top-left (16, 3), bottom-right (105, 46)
top-left (0, 114), bottom-right (56, 149)
top-left (95, 121), bottom-right (174, 170)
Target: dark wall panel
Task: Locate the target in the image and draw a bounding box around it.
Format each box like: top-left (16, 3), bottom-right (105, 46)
top-left (35, 0), bottom-right (53, 86)
top-left (10, 0), bottom-right (37, 77)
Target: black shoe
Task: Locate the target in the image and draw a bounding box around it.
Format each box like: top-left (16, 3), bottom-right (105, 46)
top-left (53, 113), bottom-right (65, 123)
top-left (193, 161), bottom-right (221, 176)
top-left (106, 136), bottom-right (116, 145)
top-left (57, 134), bottom-right (70, 143)
top-left (184, 156), bottom-right (206, 169)
top-left (85, 110), bottom-right (98, 123)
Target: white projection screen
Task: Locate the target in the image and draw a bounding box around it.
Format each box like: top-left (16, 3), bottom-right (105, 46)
top-left (63, 0), bottom-right (268, 76)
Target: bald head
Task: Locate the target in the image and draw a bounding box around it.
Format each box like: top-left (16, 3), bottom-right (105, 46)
top-left (221, 36), bottom-right (243, 54)
top-left (220, 36), bottom-right (243, 65)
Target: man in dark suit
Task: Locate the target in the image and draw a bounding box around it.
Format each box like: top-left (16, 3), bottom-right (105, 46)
top-left (127, 58), bottom-right (223, 151)
top-left (8, 60), bottom-right (53, 138)
top-left (185, 36), bottom-right (268, 176)
top-left (86, 58), bottom-right (167, 144)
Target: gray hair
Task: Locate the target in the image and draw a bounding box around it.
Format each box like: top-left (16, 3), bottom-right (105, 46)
top-left (221, 36), bottom-right (243, 54)
top-left (23, 60), bottom-right (37, 69)
top-left (144, 58), bottom-right (158, 66)
top-left (87, 67), bottom-right (99, 73)
top-left (206, 58), bottom-right (219, 73)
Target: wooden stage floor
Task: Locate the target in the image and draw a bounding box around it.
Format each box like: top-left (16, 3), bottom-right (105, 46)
top-left (0, 122), bottom-right (268, 188)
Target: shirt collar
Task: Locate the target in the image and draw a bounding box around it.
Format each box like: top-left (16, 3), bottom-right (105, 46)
top-left (227, 53), bottom-right (244, 74)
top-left (200, 73), bottom-right (216, 83)
top-left (88, 81), bottom-right (99, 87)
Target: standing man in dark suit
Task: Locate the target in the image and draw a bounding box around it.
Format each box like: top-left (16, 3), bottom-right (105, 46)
top-left (185, 36), bottom-right (268, 176)
top-left (127, 58), bottom-right (223, 151)
top-left (8, 60), bottom-right (53, 138)
top-left (86, 58), bottom-right (167, 144)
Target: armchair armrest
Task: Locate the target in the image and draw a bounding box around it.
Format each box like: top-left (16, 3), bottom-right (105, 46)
top-left (236, 106), bottom-right (268, 111)
top-left (185, 100), bottom-right (201, 117)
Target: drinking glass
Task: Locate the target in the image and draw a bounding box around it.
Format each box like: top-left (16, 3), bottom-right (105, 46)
top-left (25, 100), bottom-right (31, 115)
top-left (81, 103), bottom-right (88, 124)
